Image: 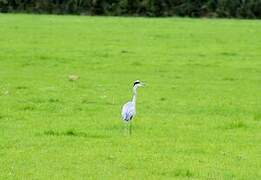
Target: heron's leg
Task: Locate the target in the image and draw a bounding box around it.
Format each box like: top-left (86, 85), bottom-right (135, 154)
top-left (124, 121), bottom-right (128, 136)
top-left (130, 121), bottom-right (132, 135)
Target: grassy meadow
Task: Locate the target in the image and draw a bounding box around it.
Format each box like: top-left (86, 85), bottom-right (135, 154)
top-left (0, 14), bottom-right (261, 179)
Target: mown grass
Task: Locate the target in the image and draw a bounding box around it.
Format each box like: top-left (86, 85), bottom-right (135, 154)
top-left (0, 14), bottom-right (260, 179)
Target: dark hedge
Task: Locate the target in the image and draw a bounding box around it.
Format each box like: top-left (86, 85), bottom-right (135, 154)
top-left (1, 0), bottom-right (261, 18)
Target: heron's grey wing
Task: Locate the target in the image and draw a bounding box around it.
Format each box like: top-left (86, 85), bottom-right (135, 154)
top-left (121, 102), bottom-right (135, 120)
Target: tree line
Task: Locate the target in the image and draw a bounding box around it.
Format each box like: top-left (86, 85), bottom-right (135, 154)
top-left (0, 0), bottom-right (261, 18)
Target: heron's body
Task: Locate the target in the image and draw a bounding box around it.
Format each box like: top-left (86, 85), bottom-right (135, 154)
top-left (122, 101), bottom-right (136, 121)
top-left (121, 80), bottom-right (143, 129)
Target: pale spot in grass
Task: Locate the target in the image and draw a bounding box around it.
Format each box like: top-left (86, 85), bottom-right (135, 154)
top-left (4, 90), bottom-right (9, 95)
top-left (68, 74), bottom-right (79, 81)
top-left (107, 155), bottom-right (115, 160)
top-left (100, 95), bottom-right (107, 99)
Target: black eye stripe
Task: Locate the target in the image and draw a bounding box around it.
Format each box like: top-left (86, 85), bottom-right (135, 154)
top-left (133, 81), bottom-right (140, 86)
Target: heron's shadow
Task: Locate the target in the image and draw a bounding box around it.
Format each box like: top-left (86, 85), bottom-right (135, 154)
top-left (42, 129), bottom-right (108, 139)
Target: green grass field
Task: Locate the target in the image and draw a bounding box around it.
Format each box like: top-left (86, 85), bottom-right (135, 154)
top-left (0, 14), bottom-right (260, 179)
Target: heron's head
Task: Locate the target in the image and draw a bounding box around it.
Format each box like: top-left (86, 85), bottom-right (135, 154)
top-left (133, 80), bottom-right (144, 89)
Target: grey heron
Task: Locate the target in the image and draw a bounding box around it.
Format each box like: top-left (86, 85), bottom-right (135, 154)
top-left (121, 80), bottom-right (144, 134)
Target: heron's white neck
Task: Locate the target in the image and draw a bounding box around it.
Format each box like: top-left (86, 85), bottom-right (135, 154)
top-left (132, 86), bottom-right (138, 104)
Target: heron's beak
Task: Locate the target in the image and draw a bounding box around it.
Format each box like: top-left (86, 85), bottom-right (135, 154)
top-left (141, 83), bottom-right (145, 87)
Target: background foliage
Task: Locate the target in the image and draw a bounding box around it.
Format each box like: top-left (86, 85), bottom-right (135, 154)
top-left (0, 0), bottom-right (261, 18)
